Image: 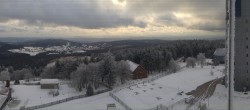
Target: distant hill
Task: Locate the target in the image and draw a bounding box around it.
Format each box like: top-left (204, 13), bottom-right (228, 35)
top-left (0, 37), bottom-right (41, 43)
top-left (90, 39), bottom-right (167, 48)
top-left (18, 39), bottom-right (83, 47)
top-left (0, 42), bottom-right (22, 52)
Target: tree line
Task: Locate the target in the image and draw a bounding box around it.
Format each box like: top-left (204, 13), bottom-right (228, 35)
top-left (112, 40), bottom-right (224, 73)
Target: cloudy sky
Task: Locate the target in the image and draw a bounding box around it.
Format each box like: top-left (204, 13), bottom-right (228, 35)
top-left (0, 0), bottom-right (225, 40)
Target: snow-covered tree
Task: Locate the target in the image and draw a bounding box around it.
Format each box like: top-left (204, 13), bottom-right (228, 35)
top-left (168, 59), bottom-right (180, 73)
top-left (99, 53), bottom-right (116, 88)
top-left (87, 62), bottom-right (101, 89)
top-left (186, 57), bottom-right (196, 68)
top-left (0, 69), bottom-right (10, 83)
top-left (12, 68), bottom-right (32, 83)
top-left (86, 84), bottom-right (94, 96)
top-left (56, 60), bottom-right (78, 79)
top-left (70, 63), bottom-right (88, 91)
top-left (40, 66), bottom-right (57, 78)
top-left (197, 53), bottom-right (206, 68)
top-left (0, 66), bottom-right (4, 72)
top-left (24, 72), bottom-right (33, 82)
top-left (116, 60), bottom-right (131, 84)
top-left (8, 66), bottom-right (14, 73)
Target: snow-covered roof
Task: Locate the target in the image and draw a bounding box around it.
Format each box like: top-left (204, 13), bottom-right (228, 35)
top-left (40, 79), bottom-right (59, 85)
top-left (126, 60), bottom-right (139, 72)
top-left (214, 48), bottom-right (226, 56)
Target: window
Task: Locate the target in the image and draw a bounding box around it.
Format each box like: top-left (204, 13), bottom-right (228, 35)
top-left (247, 62), bottom-right (248, 65)
top-left (247, 45), bottom-right (249, 49)
top-left (247, 19), bottom-right (249, 23)
top-left (246, 37), bottom-right (248, 40)
top-left (235, 0), bottom-right (241, 17)
top-left (247, 54), bottom-right (249, 57)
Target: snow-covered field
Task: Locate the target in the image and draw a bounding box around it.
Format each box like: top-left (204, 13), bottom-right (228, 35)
top-left (7, 82), bottom-right (107, 110)
top-left (38, 92), bottom-right (125, 110)
top-left (114, 65), bottom-right (224, 110)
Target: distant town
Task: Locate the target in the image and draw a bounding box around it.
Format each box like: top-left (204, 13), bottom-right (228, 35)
top-left (8, 42), bottom-right (99, 56)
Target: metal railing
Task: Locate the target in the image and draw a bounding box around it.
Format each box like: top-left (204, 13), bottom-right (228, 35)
top-left (109, 92), bottom-right (132, 110)
top-left (109, 71), bottom-right (173, 110)
top-left (112, 71), bottom-right (171, 94)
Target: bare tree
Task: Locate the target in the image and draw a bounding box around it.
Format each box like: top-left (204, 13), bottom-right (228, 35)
top-left (197, 53), bottom-right (206, 68)
top-left (186, 57), bottom-right (196, 68)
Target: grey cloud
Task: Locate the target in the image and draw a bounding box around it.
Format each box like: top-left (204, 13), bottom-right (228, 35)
top-left (126, 0), bottom-right (225, 31)
top-left (157, 13), bottom-right (186, 27)
top-left (0, 0), bottom-right (145, 29)
top-left (189, 22), bottom-right (225, 32)
top-left (0, 0), bottom-right (225, 32)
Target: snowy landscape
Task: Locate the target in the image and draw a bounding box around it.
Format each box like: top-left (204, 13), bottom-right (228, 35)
top-left (0, 0), bottom-right (246, 109)
top-left (2, 61), bottom-right (229, 110)
top-left (0, 40), bottom-right (230, 110)
top-left (8, 42), bottom-right (98, 56)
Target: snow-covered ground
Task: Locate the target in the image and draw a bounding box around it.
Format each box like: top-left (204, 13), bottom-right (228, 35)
top-left (114, 65), bottom-right (224, 110)
top-left (0, 83), bottom-right (8, 109)
top-left (209, 84), bottom-right (250, 110)
top-left (5, 64), bottom-right (226, 110)
top-left (37, 92), bottom-right (125, 110)
top-left (7, 82), bottom-right (107, 110)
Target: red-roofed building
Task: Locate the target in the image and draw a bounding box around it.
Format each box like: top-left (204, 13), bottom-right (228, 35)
top-left (126, 60), bottom-right (148, 79)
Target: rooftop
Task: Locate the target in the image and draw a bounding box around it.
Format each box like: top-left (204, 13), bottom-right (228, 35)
top-left (40, 79), bottom-right (59, 85)
top-left (126, 60), bottom-right (139, 72)
top-left (214, 48), bottom-right (226, 56)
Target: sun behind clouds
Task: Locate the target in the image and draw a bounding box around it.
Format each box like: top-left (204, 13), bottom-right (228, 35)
top-left (111, 0), bottom-right (127, 8)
